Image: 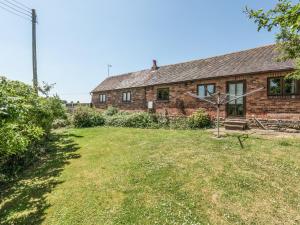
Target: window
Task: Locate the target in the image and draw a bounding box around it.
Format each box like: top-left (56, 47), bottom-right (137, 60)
top-left (157, 88), bottom-right (169, 101)
top-left (268, 77), bottom-right (300, 96)
top-left (122, 91), bottom-right (131, 102)
top-left (268, 77), bottom-right (281, 95)
top-left (197, 84), bottom-right (215, 97)
top-left (99, 94), bottom-right (106, 103)
top-left (284, 79), bottom-right (299, 95)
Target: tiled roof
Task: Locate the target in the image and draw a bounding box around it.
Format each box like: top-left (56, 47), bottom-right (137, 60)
top-left (91, 44), bottom-right (294, 92)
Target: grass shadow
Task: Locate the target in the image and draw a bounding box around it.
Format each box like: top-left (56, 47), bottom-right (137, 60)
top-left (0, 132), bottom-right (81, 225)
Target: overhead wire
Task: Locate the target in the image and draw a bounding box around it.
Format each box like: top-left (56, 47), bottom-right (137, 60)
top-left (9, 0), bottom-right (30, 10)
top-left (0, 4), bottom-right (31, 21)
top-left (0, 0), bottom-right (31, 17)
top-left (3, 0), bottom-right (31, 13)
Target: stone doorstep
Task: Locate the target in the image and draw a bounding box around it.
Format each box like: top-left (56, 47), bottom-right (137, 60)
top-left (225, 124), bottom-right (247, 131)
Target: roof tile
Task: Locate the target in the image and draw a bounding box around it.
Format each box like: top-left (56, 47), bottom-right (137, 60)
top-left (92, 44), bottom-right (294, 92)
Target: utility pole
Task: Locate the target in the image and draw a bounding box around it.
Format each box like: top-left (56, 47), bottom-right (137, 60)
top-left (32, 9), bottom-right (38, 93)
top-left (0, 1), bottom-right (37, 92)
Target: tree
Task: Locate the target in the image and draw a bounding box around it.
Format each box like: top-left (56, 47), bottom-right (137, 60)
top-left (0, 76), bottom-right (67, 180)
top-left (245, 0), bottom-right (300, 79)
top-left (38, 81), bottom-right (56, 97)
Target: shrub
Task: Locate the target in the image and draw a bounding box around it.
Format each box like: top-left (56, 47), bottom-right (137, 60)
top-left (73, 107), bottom-right (105, 128)
top-left (73, 107), bottom-right (210, 130)
top-left (104, 114), bottom-right (128, 127)
top-left (92, 112), bottom-right (105, 127)
top-left (169, 117), bottom-right (189, 130)
top-left (187, 109), bottom-right (211, 129)
top-left (52, 118), bottom-right (70, 129)
top-left (125, 112), bottom-right (154, 128)
top-left (103, 106), bottom-right (118, 116)
top-left (0, 76), bottom-right (67, 182)
top-left (105, 112), bottom-right (155, 128)
top-left (152, 114), bottom-right (170, 128)
top-left (35, 96), bottom-right (68, 134)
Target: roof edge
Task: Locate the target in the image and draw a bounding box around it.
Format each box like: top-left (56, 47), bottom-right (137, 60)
top-left (96, 44), bottom-right (278, 82)
top-left (91, 67), bottom-right (295, 93)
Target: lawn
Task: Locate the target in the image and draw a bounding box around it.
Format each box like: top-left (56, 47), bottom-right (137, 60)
top-left (1, 127), bottom-right (300, 225)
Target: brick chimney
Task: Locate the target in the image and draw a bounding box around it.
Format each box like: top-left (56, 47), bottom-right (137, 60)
top-left (151, 59), bottom-right (159, 71)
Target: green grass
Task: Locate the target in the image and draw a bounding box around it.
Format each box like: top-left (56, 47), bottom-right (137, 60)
top-left (1, 127), bottom-right (300, 225)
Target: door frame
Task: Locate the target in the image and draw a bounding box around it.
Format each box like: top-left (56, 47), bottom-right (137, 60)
top-left (226, 80), bottom-right (247, 118)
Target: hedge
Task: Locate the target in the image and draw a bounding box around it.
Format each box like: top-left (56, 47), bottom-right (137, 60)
top-left (71, 106), bottom-right (212, 130)
top-left (0, 77), bottom-right (67, 183)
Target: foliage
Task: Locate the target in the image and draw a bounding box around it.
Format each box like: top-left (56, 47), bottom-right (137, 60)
top-left (103, 106), bottom-right (119, 116)
top-left (169, 116), bottom-right (190, 129)
top-left (73, 107), bottom-right (105, 128)
top-left (187, 109), bottom-right (212, 129)
top-left (52, 118), bottom-right (71, 129)
top-left (152, 113), bottom-right (170, 128)
top-left (0, 76), bottom-right (67, 180)
top-left (38, 81), bottom-right (56, 97)
top-left (245, 0), bottom-right (300, 78)
top-left (72, 107), bottom-right (213, 130)
top-left (286, 58), bottom-right (300, 79)
top-left (105, 112), bottom-right (155, 128)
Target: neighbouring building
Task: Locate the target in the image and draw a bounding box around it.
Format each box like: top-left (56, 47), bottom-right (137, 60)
top-left (91, 44), bottom-right (300, 128)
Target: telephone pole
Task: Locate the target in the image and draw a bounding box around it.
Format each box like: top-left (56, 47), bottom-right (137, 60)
top-left (32, 9), bottom-right (38, 93)
top-left (0, 0), bottom-right (37, 92)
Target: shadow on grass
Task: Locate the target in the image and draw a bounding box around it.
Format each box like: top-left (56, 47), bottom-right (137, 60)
top-left (0, 132), bottom-right (81, 225)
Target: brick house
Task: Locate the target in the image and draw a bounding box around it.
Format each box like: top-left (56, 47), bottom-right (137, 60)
top-left (91, 45), bottom-right (300, 125)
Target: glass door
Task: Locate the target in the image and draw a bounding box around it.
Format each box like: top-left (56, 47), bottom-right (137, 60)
top-left (226, 81), bottom-right (245, 117)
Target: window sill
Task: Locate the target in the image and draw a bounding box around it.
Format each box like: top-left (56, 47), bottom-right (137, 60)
top-left (268, 95), bottom-right (300, 99)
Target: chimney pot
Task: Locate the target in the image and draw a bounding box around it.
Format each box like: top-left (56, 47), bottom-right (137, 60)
top-left (152, 59), bottom-right (158, 70)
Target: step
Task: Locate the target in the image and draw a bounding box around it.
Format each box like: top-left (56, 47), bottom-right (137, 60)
top-left (224, 120), bottom-right (248, 126)
top-left (224, 119), bottom-right (248, 130)
top-left (225, 124), bottom-right (247, 131)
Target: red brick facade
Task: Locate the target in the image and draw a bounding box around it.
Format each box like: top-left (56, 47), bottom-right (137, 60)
top-left (92, 71), bottom-right (300, 121)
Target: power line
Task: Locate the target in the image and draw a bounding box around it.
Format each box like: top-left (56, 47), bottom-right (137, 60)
top-left (9, 0), bottom-right (30, 10)
top-left (0, 0), bottom-right (31, 17)
top-left (0, 0), bottom-right (39, 93)
top-left (0, 4), bottom-right (31, 21)
top-left (3, 0), bottom-right (31, 13)
top-left (0, 1), bottom-right (31, 17)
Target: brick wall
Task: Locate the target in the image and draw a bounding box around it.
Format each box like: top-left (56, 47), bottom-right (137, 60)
top-left (92, 71), bottom-right (300, 121)
top-left (92, 87), bottom-right (147, 111)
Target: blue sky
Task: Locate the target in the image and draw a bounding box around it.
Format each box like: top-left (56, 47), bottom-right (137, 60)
top-left (0, 0), bottom-right (296, 102)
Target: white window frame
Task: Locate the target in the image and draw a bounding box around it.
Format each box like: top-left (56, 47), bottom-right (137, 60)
top-left (122, 91), bottom-right (131, 102)
top-left (99, 94), bottom-right (106, 103)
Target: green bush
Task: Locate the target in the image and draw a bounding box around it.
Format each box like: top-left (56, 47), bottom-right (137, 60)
top-left (52, 118), bottom-right (71, 129)
top-left (93, 112), bottom-right (105, 126)
top-left (105, 112), bottom-right (154, 128)
top-left (187, 109), bottom-right (212, 129)
top-left (169, 117), bottom-right (189, 130)
top-left (104, 114), bottom-right (128, 127)
top-left (125, 112), bottom-right (155, 128)
top-left (0, 76), bottom-right (67, 181)
top-left (72, 106), bottom-right (211, 130)
top-left (73, 107), bottom-right (105, 128)
top-left (103, 106), bottom-right (118, 116)
top-left (151, 114), bottom-right (170, 128)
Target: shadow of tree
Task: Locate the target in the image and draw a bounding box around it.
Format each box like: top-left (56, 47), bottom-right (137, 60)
top-left (0, 132), bottom-right (81, 225)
